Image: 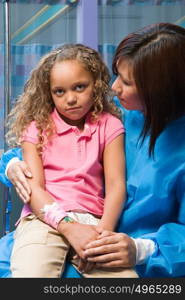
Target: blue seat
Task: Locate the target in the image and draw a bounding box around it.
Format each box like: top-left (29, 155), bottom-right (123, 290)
top-left (0, 231), bottom-right (14, 278)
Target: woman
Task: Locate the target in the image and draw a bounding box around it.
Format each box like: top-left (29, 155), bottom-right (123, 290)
top-left (1, 22), bottom-right (185, 277)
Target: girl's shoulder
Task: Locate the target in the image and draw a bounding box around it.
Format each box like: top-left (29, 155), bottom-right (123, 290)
top-left (99, 111), bottom-right (120, 121)
top-left (99, 112), bottom-right (124, 128)
top-left (24, 120), bottom-right (38, 134)
top-left (21, 120), bottom-right (40, 142)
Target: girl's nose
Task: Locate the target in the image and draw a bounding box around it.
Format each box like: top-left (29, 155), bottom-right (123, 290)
top-left (67, 93), bottom-right (77, 105)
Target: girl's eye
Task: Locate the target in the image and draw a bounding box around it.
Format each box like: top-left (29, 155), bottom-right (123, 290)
top-left (54, 89), bottom-right (64, 96)
top-left (75, 84), bottom-right (86, 91)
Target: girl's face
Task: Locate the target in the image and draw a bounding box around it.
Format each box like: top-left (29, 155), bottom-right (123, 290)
top-left (50, 60), bottom-right (94, 129)
top-left (111, 59), bottom-right (143, 111)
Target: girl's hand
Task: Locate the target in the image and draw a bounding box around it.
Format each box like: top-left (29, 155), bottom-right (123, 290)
top-left (7, 161), bottom-right (32, 203)
top-left (83, 231), bottom-right (137, 269)
top-left (76, 258), bottom-right (95, 273)
top-left (58, 222), bottom-right (102, 260)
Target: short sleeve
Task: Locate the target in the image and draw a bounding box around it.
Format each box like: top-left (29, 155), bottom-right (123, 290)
top-left (104, 114), bottom-right (125, 146)
top-left (21, 121), bottom-right (39, 144)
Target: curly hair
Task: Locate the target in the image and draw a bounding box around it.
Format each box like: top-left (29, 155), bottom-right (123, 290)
top-left (6, 44), bottom-right (121, 153)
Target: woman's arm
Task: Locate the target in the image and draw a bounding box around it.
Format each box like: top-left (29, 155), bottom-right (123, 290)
top-left (84, 184), bottom-right (185, 277)
top-left (0, 147), bottom-right (23, 187)
top-left (0, 147), bottom-right (32, 202)
top-left (98, 134), bottom-right (125, 231)
top-left (7, 160), bottom-right (32, 203)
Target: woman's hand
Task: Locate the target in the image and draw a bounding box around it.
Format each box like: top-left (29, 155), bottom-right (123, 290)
top-left (83, 230), bottom-right (137, 269)
top-left (7, 161), bottom-right (32, 203)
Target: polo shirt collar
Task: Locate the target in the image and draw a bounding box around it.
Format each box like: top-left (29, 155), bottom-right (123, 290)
top-left (52, 108), bottom-right (98, 137)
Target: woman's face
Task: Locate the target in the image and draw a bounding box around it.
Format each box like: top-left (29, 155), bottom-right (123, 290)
top-left (112, 59), bottom-right (143, 111)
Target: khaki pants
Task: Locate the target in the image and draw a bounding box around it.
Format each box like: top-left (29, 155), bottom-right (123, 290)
top-left (10, 215), bottom-right (138, 278)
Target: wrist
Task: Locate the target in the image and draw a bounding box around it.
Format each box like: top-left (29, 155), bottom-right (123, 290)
top-left (132, 238), bottom-right (156, 265)
top-left (58, 218), bottom-right (76, 235)
top-left (62, 216), bottom-right (76, 223)
top-left (97, 221), bottom-right (114, 232)
top-left (41, 202), bottom-right (66, 230)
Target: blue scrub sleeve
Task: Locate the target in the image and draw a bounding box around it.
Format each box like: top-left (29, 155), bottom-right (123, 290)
top-left (137, 223), bottom-right (185, 277)
top-left (137, 174), bottom-right (185, 278)
top-left (0, 148), bottom-right (22, 187)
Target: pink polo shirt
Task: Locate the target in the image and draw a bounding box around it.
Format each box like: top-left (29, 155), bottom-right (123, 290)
top-left (20, 108), bottom-right (124, 220)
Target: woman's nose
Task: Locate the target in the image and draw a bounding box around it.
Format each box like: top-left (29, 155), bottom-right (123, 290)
top-left (112, 78), bottom-right (122, 95)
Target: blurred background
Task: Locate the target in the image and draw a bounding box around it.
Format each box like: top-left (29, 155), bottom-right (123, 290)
top-left (1, 0), bottom-right (185, 237)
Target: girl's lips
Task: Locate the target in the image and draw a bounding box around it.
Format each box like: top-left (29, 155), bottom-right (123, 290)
top-left (66, 107), bottom-right (81, 111)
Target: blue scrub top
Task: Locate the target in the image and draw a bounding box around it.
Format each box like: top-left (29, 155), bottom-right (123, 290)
top-left (1, 108), bottom-right (185, 277)
top-left (118, 108), bottom-right (185, 277)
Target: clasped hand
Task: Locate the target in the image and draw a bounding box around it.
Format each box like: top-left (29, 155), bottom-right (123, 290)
top-left (7, 161), bottom-right (136, 273)
top-left (83, 230), bottom-right (136, 270)
top-left (61, 223), bottom-right (136, 273)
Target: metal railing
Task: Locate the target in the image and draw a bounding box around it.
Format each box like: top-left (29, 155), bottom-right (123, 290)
top-left (2, 0), bottom-right (11, 236)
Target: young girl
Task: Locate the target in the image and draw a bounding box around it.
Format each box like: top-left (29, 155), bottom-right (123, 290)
top-left (6, 44), bottom-right (138, 278)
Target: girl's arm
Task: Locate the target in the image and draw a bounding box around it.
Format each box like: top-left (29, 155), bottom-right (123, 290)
top-left (21, 141), bottom-right (60, 220)
top-left (98, 134), bottom-right (125, 231)
top-left (22, 141), bottom-right (100, 261)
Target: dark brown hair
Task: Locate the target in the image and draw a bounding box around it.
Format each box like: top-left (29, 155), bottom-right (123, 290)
top-left (113, 23), bottom-right (185, 155)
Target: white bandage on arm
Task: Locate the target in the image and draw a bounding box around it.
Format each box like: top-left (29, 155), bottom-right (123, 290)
top-left (40, 202), bottom-right (67, 230)
top-left (5, 157), bottom-right (21, 179)
top-left (132, 238), bottom-right (156, 265)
